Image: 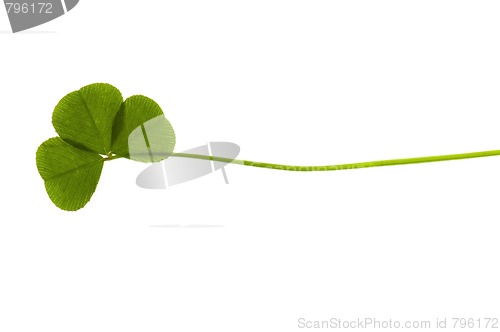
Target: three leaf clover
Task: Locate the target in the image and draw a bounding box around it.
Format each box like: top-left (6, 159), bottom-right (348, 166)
top-left (36, 83), bottom-right (176, 211)
top-left (38, 83), bottom-right (500, 212)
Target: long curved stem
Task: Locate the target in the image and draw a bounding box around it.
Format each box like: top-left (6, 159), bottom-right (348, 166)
top-left (171, 150), bottom-right (500, 172)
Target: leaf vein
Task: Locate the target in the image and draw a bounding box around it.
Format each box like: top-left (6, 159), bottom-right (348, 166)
top-left (45, 158), bottom-right (103, 181)
top-left (77, 90), bottom-right (108, 154)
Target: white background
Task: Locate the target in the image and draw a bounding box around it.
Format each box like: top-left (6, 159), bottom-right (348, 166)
top-left (1, 1), bottom-right (499, 331)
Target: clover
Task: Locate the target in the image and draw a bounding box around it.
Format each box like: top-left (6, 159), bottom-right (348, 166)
top-left (36, 83), bottom-right (175, 211)
top-left (37, 83), bottom-right (500, 211)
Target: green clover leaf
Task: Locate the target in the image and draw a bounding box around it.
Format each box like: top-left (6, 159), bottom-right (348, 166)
top-left (52, 83), bottom-right (123, 155)
top-left (112, 95), bottom-right (176, 162)
top-left (36, 83), bottom-right (176, 211)
top-left (36, 137), bottom-right (104, 211)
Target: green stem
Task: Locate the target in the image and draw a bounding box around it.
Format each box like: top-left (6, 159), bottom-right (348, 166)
top-left (171, 149), bottom-right (500, 172)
